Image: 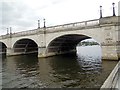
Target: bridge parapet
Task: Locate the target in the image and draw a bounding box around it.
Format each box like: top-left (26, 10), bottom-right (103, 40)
top-left (46, 16), bottom-right (119, 31)
top-left (99, 16), bottom-right (120, 24)
top-left (11, 28), bottom-right (42, 36)
top-left (0, 19), bottom-right (99, 39)
top-left (0, 28), bottom-right (44, 39)
top-left (0, 16), bottom-right (119, 39)
top-left (47, 19), bottom-right (99, 31)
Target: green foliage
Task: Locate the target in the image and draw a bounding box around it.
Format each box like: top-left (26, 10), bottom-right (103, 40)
top-left (78, 41), bottom-right (99, 46)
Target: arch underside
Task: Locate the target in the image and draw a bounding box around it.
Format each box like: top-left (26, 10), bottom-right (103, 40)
top-left (47, 34), bottom-right (91, 55)
top-left (13, 39), bottom-right (38, 54)
top-left (0, 42), bottom-right (7, 55)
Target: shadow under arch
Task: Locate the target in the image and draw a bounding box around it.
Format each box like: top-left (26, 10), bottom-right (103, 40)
top-left (0, 42), bottom-right (7, 56)
top-left (46, 34), bottom-right (91, 55)
top-left (13, 38), bottom-right (38, 55)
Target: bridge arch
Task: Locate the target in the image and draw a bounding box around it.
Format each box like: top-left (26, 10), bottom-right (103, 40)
top-left (0, 42), bottom-right (7, 55)
top-left (13, 38), bottom-right (38, 54)
top-left (46, 34), bottom-right (91, 55)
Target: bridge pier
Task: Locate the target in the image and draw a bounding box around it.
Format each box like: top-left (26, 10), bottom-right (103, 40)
top-left (38, 47), bottom-right (77, 58)
top-left (38, 47), bottom-right (47, 57)
top-left (6, 48), bottom-right (14, 56)
top-left (101, 45), bottom-right (119, 60)
top-left (6, 48), bottom-right (27, 56)
top-left (5, 45), bottom-right (120, 61)
top-left (2, 43), bottom-right (120, 61)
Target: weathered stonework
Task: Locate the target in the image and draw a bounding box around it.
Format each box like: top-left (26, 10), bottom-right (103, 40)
top-left (0, 16), bottom-right (120, 60)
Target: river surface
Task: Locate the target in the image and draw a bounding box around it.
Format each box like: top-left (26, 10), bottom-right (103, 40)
top-left (1, 46), bottom-right (118, 88)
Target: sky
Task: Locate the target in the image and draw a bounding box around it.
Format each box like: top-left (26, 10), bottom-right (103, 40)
top-left (0, 0), bottom-right (120, 35)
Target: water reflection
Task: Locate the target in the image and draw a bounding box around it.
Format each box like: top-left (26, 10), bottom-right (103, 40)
top-left (14, 55), bottom-right (39, 77)
top-left (76, 46), bottom-right (102, 74)
top-left (2, 46), bottom-right (118, 88)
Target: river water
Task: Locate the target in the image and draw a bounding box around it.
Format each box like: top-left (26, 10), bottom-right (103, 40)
top-left (1, 46), bottom-right (118, 88)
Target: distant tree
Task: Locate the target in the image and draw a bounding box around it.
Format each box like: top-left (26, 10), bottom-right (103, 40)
top-left (78, 41), bottom-right (99, 46)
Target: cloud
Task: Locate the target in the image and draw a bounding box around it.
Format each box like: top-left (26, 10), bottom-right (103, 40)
top-left (0, 1), bottom-right (42, 34)
top-left (118, 1), bottom-right (120, 16)
top-left (2, 2), bottom-right (22, 25)
top-left (0, 0), bottom-right (67, 34)
top-left (0, 0), bottom-right (119, 35)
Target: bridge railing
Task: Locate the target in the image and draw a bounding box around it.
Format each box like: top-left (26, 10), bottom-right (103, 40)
top-left (47, 19), bottom-right (99, 30)
top-left (0, 28), bottom-right (43, 39)
top-left (1, 16), bottom-right (120, 39)
top-left (0, 19), bottom-right (100, 39)
top-left (12, 28), bottom-right (40, 36)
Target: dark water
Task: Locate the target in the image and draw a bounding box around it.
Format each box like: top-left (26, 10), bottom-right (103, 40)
top-left (1, 46), bottom-right (118, 88)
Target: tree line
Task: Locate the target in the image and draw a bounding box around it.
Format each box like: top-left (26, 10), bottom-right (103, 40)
top-left (78, 41), bottom-right (99, 46)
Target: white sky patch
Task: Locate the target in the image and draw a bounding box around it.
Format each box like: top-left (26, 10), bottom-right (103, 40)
top-left (81, 39), bottom-right (98, 42)
top-left (0, 0), bottom-right (119, 35)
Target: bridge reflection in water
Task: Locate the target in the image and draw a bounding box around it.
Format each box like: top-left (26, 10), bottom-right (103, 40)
top-left (2, 46), bottom-right (118, 88)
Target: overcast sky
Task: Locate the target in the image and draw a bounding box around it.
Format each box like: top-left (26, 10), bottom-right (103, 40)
top-left (0, 0), bottom-right (119, 35)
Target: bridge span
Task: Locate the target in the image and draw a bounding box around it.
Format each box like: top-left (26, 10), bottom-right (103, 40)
top-left (0, 16), bottom-right (120, 60)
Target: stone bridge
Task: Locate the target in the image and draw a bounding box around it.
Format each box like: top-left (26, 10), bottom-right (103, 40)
top-left (0, 16), bottom-right (120, 60)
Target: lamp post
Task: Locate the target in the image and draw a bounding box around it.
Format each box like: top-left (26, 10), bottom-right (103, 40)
top-left (38, 20), bottom-right (40, 29)
top-left (9, 27), bottom-right (12, 38)
top-left (43, 18), bottom-right (46, 47)
top-left (7, 28), bottom-right (9, 34)
top-left (100, 6), bottom-right (102, 18)
top-left (112, 3), bottom-right (116, 16)
top-left (43, 18), bottom-right (46, 28)
top-left (10, 27), bottom-right (12, 34)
